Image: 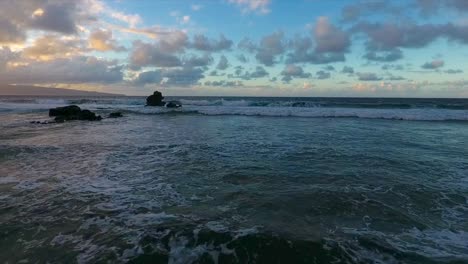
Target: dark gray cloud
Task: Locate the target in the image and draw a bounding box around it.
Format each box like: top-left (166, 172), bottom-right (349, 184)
top-left (316, 70), bottom-right (331, 79)
top-left (129, 40), bottom-right (183, 69)
top-left (183, 54), bottom-right (213, 68)
top-left (341, 66), bottom-right (354, 74)
top-left (255, 31), bottom-right (286, 66)
top-left (314, 17), bottom-right (350, 53)
top-left (421, 60), bottom-right (444, 69)
top-left (237, 54), bottom-right (248, 63)
top-left (287, 51), bottom-right (345, 64)
top-left (208, 70), bottom-right (223, 76)
top-left (354, 21), bottom-right (468, 51)
top-left (444, 69), bottom-right (463, 74)
top-left (357, 72), bottom-right (382, 81)
top-left (30, 3), bottom-right (77, 34)
top-left (230, 66), bottom-right (269, 80)
top-left (415, 0), bottom-right (468, 15)
top-left (129, 31), bottom-right (188, 69)
top-left (0, 0), bottom-right (88, 44)
top-left (387, 75), bottom-right (405, 80)
top-left (381, 64), bottom-right (405, 70)
top-left (281, 65), bottom-right (311, 82)
top-left (216, 55), bottom-right (229, 70)
top-left (191, 34), bottom-right (233, 52)
top-left (341, 1), bottom-right (397, 22)
top-left (323, 65), bottom-right (335, 71)
top-left (0, 56), bottom-right (123, 84)
top-left (0, 19), bottom-right (26, 44)
top-left (287, 34), bottom-right (346, 64)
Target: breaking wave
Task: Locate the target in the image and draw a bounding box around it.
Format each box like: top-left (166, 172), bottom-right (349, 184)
top-left (1, 96), bottom-right (468, 121)
top-left (121, 106), bottom-right (468, 121)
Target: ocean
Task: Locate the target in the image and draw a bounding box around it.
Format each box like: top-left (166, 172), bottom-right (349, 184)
top-left (0, 96), bottom-right (467, 263)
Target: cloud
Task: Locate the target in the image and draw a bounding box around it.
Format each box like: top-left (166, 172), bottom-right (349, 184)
top-left (286, 34), bottom-right (346, 64)
top-left (341, 66), bottom-right (354, 74)
top-left (364, 49), bottom-right (403, 62)
top-left (445, 69), bottom-right (463, 74)
top-left (183, 54), bottom-right (213, 68)
top-left (216, 55), bottom-right (229, 70)
top-left (132, 70), bottom-right (163, 86)
top-left (354, 21), bottom-right (468, 51)
top-left (357, 72), bottom-right (382, 81)
top-left (382, 64), bottom-right (405, 70)
top-left (421, 60), bottom-right (444, 69)
top-left (228, 0), bottom-right (271, 14)
top-left (316, 70), bottom-right (331, 80)
top-left (228, 65), bottom-right (269, 80)
top-left (415, 0), bottom-right (468, 15)
top-left (236, 54), bottom-right (248, 63)
top-left (23, 35), bottom-right (85, 61)
top-left (281, 64), bottom-right (311, 82)
top-left (192, 5), bottom-right (202, 11)
top-left (204, 80), bottom-right (244, 87)
top-left (0, 47), bottom-right (20, 70)
top-left (29, 2), bottom-right (79, 34)
top-left (387, 74), bottom-right (405, 80)
top-left (0, 0), bottom-right (94, 44)
top-left (255, 31), bottom-right (285, 66)
top-left (108, 11), bottom-right (142, 27)
top-left (341, 1), bottom-right (391, 22)
top-left (128, 32), bottom-right (188, 69)
top-left (238, 37), bottom-right (257, 52)
top-left (287, 51), bottom-right (345, 64)
top-left (191, 34), bottom-right (233, 52)
top-left (129, 41), bottom-right (182, 69)
top-left (0, 19), bottom-right (26, 44)
top-left (89, 29), bottom-right (126, 52)
top-left (314, 17), bottom-right (351, 53)
top-left (133, 67), bottom-right (205, 87)
top-left (0, 56), bottom-right (123, 84)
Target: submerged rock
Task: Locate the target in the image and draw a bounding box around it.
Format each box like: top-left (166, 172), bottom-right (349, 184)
top-left (49, 105), bottom-right (102, 122)
top-left (108, 112), bottom-right (123, 118)
top-left (166, 101), bottom-right (182, 108)
top-left (146, 91), bottom-right (165, 106)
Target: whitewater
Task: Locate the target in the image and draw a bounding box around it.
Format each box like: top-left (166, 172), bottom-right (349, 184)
top-left (0, 95), bottom-right (467, 263)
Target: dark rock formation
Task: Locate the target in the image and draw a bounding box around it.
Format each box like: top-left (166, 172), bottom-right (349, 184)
top-left (166, 101), bottom-right (182, 108)
top-left (49, 105), bottom-right (102, 122)
top-left (49, 105), bottom-right (81, 117)
top-left (108, 112), bottom-right (123, 118)
top-left (146, 91), bottom-right (165, 106)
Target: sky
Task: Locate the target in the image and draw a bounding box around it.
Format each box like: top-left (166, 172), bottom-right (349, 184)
top-left (0, 0), bottom-right (467, 97)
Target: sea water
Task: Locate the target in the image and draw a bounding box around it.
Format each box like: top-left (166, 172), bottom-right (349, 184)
top-left (0, 96), bottom-right (467, 263)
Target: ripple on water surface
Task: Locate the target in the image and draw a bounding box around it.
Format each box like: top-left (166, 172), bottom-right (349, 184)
top-left (0, 113), bottom-right (467, 263)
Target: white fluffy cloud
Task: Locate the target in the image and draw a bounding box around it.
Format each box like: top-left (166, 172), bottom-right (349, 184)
top-left (228, 0), bottom-right (271, 14)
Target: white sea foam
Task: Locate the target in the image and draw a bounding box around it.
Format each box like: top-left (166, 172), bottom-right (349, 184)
top-left (122, 105), bottom-right (468, 121)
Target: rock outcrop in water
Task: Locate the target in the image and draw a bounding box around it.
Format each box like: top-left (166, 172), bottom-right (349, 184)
top-left (49, 105), bottom-right (102, 122)
top-left (166, 101), bottom-right (182, 108)
top-left (146, 91), bottom-right (165, 106)
top-left (108, 112), bottom-right (123, 118)
top-left (146, 91), bottom-right (183, 108)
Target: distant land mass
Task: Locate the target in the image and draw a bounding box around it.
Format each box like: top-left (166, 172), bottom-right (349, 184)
top-left (0, 85), bottom-right (123, 96)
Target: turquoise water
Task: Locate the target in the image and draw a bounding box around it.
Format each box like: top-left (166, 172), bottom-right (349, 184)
top-left (0, 97), bottom-right (467, 263)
